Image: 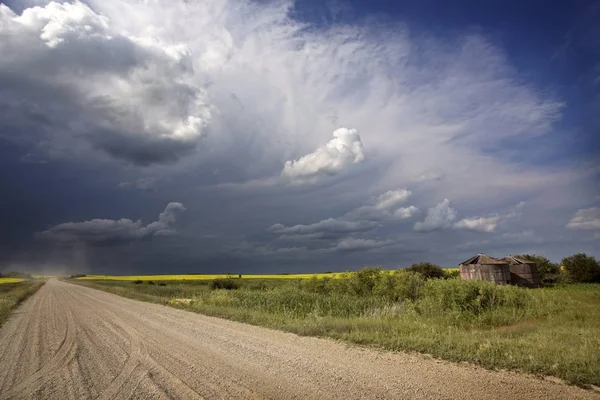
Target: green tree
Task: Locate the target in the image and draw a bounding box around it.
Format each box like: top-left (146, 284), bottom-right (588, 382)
top-left (407, 262), bottom-right (446, 280)
top-left (514, 254), bottom-right (560, 283)
top-left (561, 253), bottom-right (600, 283)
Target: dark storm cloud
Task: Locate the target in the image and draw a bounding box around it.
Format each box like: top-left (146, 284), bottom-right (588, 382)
top-left (0, 1), bottom-right (209, 166)
top-left (90, 130), bottom-right (198, 166)
top-left (36, 203), bottom-right (186, 245)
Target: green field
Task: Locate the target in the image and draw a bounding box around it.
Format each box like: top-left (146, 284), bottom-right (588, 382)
top-left (72, 268), bottom-right (600, 387)
top-left (0, 281), bottom-right (45, 327)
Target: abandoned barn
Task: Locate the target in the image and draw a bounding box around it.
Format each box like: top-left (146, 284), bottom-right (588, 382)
top-left (501, 256), bottom-right (541, 288)
top-left (459, 253), bottom-right (541, 287)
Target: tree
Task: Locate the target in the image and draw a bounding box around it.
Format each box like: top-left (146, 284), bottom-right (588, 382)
top-left (513, 254), bottom-right (560, 284)
top-left (561, 253), bottom-right (600, 283)
top-left (407, 262), bottom-right (446, 280)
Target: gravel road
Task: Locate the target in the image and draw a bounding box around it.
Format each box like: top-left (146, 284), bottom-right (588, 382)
top-left (0, 279), bottom-right (597, 400)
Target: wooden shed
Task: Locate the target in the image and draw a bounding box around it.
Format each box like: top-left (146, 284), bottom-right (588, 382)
top-left (459, 253), bottom-right (511, 285)
top-left (501, 256), bottom-right (541, 288)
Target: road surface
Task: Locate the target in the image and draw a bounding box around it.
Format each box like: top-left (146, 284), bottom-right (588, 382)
top-left (0, 279), bottom-right (597, 400)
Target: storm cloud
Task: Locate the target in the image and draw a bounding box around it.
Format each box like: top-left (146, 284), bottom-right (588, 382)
top-left (0, 0), bottom-right (597, 273)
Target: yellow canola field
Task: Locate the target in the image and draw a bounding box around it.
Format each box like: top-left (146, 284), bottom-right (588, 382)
top-left (77, 268), bottom-right (459, 281)
top-left (0, 278), bottom-right (25, 284)
top-left (77, 273), bottom-right (346, 281)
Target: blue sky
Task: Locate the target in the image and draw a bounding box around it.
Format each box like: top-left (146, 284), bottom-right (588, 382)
top-left (0, 0), bottom-right (598, 274)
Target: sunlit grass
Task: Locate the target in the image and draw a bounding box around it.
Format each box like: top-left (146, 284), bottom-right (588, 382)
top-left (0, 278), bottom-right (24, 284)
top-left (0, 281), bottom-right (45, 327)
top-left (73, 270), bottom-right (600, 387)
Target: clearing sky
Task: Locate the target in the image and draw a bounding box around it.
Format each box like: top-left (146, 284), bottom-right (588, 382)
top-left (0, 0), bottom-right (598, 274)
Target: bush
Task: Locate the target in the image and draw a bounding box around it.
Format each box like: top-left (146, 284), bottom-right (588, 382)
top-left (209, 278), bottom-right (241, 290)
top-left (514, 254), bottom-right (560, 284)
top-left (407, 262), bottom-right (446, 279)
top-left (561, 253), bottom-right (600, 283)
top-left (133, 280), bottom-right (143, 284)
top-left (347, 266), bottom-right (382, 296)
top-left (420, 278), bottom-right (531, 314)
top-left (373, 270), bottom-right (425, 302)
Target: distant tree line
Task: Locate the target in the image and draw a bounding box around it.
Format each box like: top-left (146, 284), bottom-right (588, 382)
top-left (405, 252), bottom-right (599, 285)
top-left (514, 253), bottom-right (600, 284)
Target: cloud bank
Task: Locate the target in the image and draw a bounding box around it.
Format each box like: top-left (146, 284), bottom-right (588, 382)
top-left (37, 202), bottom-right (186, 244)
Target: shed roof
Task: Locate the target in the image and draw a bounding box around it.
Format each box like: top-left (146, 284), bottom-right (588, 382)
top-left (459, 253), bottom-right (507, 266)
top-left (500, 256), bottom-right (535, 265)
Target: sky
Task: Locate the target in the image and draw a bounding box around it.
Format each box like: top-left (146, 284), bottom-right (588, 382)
top-left (0, 0), bottom-right (598, 275)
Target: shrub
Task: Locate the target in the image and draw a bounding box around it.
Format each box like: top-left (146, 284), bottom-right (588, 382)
top-left (209, 278), bottom-right (240, 290)
top-left (561, 253), bottom-right (600, 283)
top-left (148, 281), bottom-right (155, 285)
top-left (373, 270), bottom-right (425, 302)
top-left (133, 280), bottom-right (143, 284)
top-left (514, 254), bottom-right (560, 284)
top-left (420, 278), bottom-right (531, 314)
top-left (158, 282), bottom-right (167, 286)
top-left (347, 266), bottom-right (382, 296)
top-left (247, 281), bottom-right (268, 291)
top-left (407, 262), bottom-right (446, 279)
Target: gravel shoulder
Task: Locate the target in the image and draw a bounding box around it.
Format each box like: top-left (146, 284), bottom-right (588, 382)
top-left (0, 279), bottom-right (597, 400)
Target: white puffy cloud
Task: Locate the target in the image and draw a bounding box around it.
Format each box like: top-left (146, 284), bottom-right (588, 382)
top-left (374, 189), bottom-right (411, 210)
top-left (345, 189), bottom-right (417, 221)
top-left (566, 208), bottom-right (600, 230)
top-left (453, 216), bottom-right (500, 232)
top-left (413, 199), bottom-right (457, 231)
top-left (37, 202), bottom-right (186, 244)
top-left (281, 128), bottom-right (364, 184)
top-left (394, 206), bottom-right (420, 220)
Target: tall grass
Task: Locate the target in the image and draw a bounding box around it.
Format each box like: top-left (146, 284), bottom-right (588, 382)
top-left (73, 269), bottom-right (600, 387)
top-left (0, 281), bottom-right (45, 327)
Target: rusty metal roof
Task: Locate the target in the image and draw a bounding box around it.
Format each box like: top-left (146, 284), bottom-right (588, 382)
top-left (459, 253), bottom-right (508, 266)
top-left (500, 256), bottom-right (535, 265)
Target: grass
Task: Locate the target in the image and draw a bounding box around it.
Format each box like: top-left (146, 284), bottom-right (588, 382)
top-left (0, 281), bottom-right (45, 327)
top-left (70, 269), bottom-right (600, 388)
top-left (0, 278), bottom-right (25, 284)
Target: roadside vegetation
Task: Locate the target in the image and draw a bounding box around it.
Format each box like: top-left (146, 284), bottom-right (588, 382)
top-left (73, 254), bottom-right (600, 387)
top-left (0, 281), bottom-right (45, 327)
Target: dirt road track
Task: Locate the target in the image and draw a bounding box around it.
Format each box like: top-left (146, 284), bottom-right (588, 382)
top-left (0, 279), bottom-right (597, 400)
